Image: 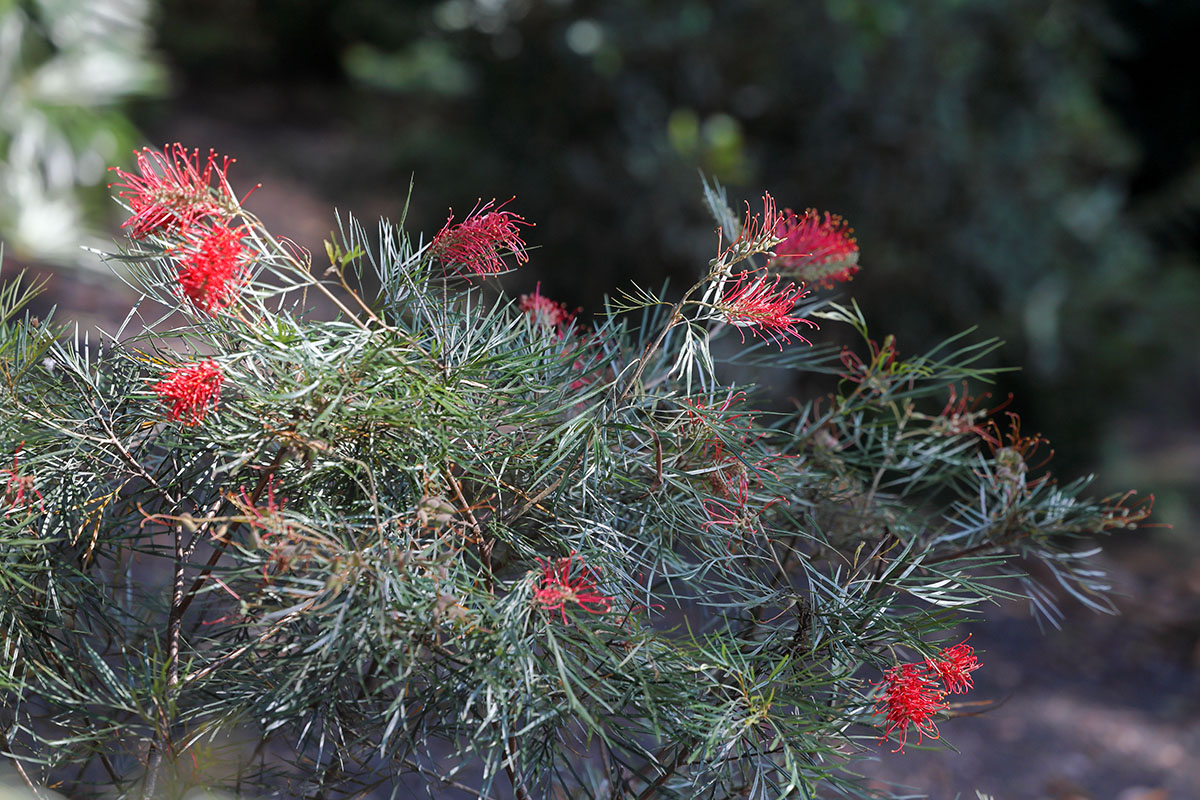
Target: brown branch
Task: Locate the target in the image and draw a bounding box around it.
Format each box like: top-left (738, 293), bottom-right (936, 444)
top-left (501, 733), bottom-right (531, 800)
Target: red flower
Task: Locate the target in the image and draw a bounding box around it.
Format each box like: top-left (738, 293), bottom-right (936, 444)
top-left (430, 199), bottom-right (529, 277)
top-left (716, 271), bottom-right (816, 348)
top-left (717, 193), bottom-right (787, 263)
top-left (533, 551), bottom-right (612, 624)
top-left (3, 444), bottom-right (44, 516)
top-left (173, 221), bottom-right (251, 313)
top-left (153, 360), bottom-right (225, 426)
top-left (771, 208), bottom-right (860, 288)
top-left (519, 282), bottom-right (575, 334)
top-left (701, 475), bottom-right (752, 532)
top-left (926, 636), bottom-right (981, 695)
top-left (874, 663), bottom-right (948, 753)
top-left (108, 143), bottom-right (242, 240)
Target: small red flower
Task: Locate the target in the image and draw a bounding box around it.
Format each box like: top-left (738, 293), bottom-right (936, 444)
top-left (770, 208), bottom-right (860, 288)
top-left (533, 551), bottom-right (612, 624)
top-left (926, 636), bottom-right (981, 695)
top-left (874, 663), bottom-right (948, 753)
top-left (153, 360), bottom-right (225, 426)
top-left (716, 271), bottom-right (817, 349)
top-left (430, 199), bottom-right (530, 277)
top-left (3, 444), bottom-right (45, 516)
top-left (173, 221), bottom-right (251, 314)
top-left (108, 143), bottom-right (242, 240)
top-left (519, 282), bottom-right (575, 335)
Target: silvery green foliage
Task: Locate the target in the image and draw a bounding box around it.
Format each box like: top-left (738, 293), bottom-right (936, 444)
top-left (0, 176), bottom-right (1150, 799)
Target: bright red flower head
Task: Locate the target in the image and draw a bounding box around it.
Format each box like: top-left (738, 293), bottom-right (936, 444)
top-left (716, 270), bottom-right (817, 349)
top-left (771, 208), bottom-right (860, 289)
top-left (173, 221), bottom-right (251, 314)
top-left (925, 636), bottom-right (982, 695)
top-left (108, 143), bottom-right (242, 240)
top-left (153, 360), bottom-right (225, 426)
top-left (533, 551), bottom-right (612, 624)
top-left (430, 199), bottom-right (530, 277)
top-left (874, 663), bottom-right (948, 753)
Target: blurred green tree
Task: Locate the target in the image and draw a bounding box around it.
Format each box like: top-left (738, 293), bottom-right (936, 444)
top-left (0, 0), bottom-right (163, 265)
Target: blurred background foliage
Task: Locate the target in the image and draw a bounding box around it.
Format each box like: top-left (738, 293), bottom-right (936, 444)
top-left (3, 0), bottom-right (1198, 526)
top-left (0, 0), bottom-right (162, 262)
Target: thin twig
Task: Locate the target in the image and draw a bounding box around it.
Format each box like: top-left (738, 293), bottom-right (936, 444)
top-left (181, 598), bottom-right (317, 686)
top-left (3, 739), bottom-right (46, 800)
top-left (401, 758), bottom-right (492, 799)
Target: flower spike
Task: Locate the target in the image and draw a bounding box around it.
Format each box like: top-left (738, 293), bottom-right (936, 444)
top-left (715, 270), bottom-right (817, 349)
top-left (172, 221), bottom-right (252, 314)
top-left (926, 635), bottom-right (982, 695)
top-left (716, 192), bottom-right (787, 265)
top-left (770, 208), bottom-right (860, 288)
top-left (108, 143), bottom-right (243, 240)
top-left (430, 199), bottom-right (530, 277)
top-left (519, 282), bottom-right (575, 335)
top-left (3, 444), bottom-right (45, 516)
top-left (152, 360), bottom-right (225, 426)
top-left (874, 663), bottom-right (948, 753)
top-left (532, 551), bottom-right (612, 624)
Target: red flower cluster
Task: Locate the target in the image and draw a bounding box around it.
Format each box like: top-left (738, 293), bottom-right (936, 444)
top-left (173, 221), bottom-right (251, 313)
top-left (875, 636), bottom-right (981, 752)
top-left (152, 360), bottom-right (225, 426)
top-left (533, 551), bottom-right (612, 624)
top-left (519, 282), bottom-right (575, 335)
top-left (716, 271), bottom-right (816, 349)
top-left (875, 664), bottom-right (947, 752)
top-left (430, 199), bottom-right (529, 277)
top-left (239, 475), bottom-right (287, 534)
top-left (771, 208), bottom-right (860, 288)
top-left (108, 143), bottom-right (241, 240)
top-left (925, 636), bottom-right (982, 695)
top-left (238, 476), bottom-right (306, 582)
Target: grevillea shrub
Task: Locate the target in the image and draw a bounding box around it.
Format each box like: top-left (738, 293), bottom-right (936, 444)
top-left (0, 145), bottom-right (1152, 799)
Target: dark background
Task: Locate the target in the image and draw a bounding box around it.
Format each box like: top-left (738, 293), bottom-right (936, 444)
top-left (7, 0), bottom-right (1200, 796)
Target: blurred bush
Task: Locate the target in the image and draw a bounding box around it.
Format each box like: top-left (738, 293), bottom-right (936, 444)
top-left (0, 0), bottom-right (163, 265)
